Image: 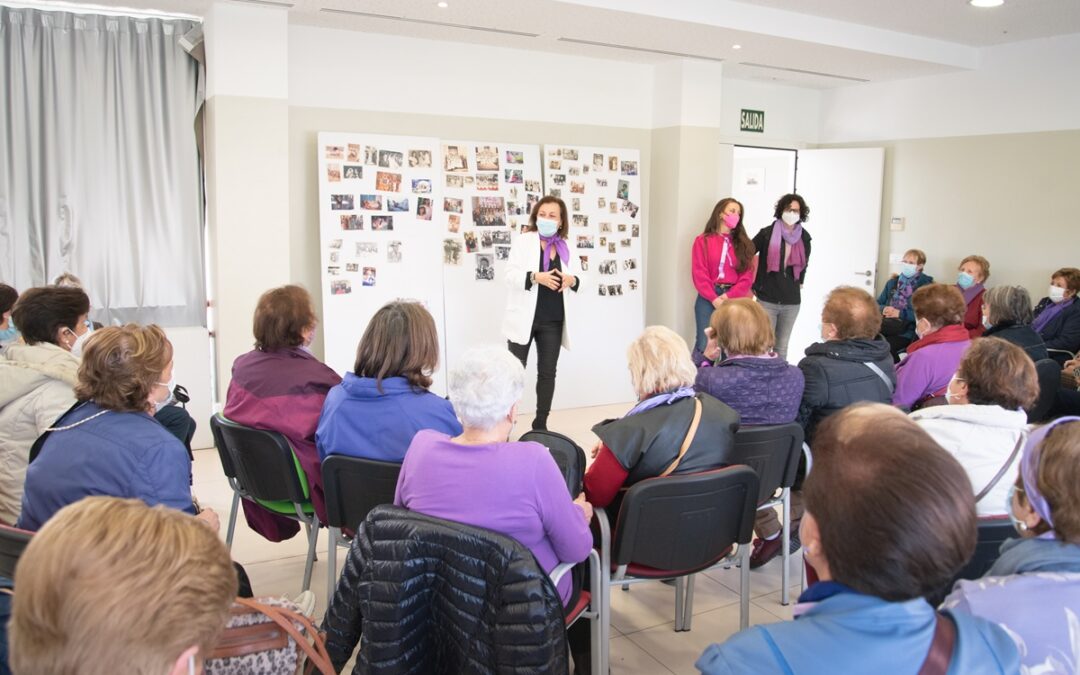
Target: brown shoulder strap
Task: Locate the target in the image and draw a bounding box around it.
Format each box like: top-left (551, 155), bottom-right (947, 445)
top-left (233, 598), bottom-right (336, 675)
top-left (659, 397), bottom-right (703, 478)
top-left (918, 612), bottom-right (956, 675)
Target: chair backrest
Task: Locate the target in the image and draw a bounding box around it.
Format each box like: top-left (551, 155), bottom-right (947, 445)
top-left (730, 423), bottom-right (804, 505)
top-left (1028, 358), bottom-right (1063, 423)
top-left (208, 414), bottom-right (239, 481)
top-left (518, 430), bottom-right (585, 496)
top-left (321, 455), bottom-right (402, 531)
top-left (928, 518), bottom-right (1017, 605)
top-left (612, 465), bottom-right (759, 572)
top-left (0, 524), bottom-right (33, 579)
top-left (210, 414), bottom-right (308, 504)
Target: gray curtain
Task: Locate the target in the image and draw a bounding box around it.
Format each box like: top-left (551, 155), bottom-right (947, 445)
top-left (0, 7), bottom-right (206, 326)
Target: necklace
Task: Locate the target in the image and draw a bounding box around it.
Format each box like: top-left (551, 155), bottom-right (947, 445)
top-left (47, 409), bottom-right (109, 431)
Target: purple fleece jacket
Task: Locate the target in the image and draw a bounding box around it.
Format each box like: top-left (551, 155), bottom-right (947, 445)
top-left (893, 340), bottom-right (970, 408)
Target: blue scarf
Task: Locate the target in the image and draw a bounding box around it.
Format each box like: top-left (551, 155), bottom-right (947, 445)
top-left (624, 386), bottom-right (696, 418)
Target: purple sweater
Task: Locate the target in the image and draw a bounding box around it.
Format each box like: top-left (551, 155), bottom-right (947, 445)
top-left (395, 430), bottom-right (593, 604)
top-left (893, 340), bottom-right (970, 408)
top-left (693, 353), bottom-right (804, 425)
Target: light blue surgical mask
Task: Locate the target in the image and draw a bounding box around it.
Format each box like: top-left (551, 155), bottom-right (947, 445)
top-left (0, 321), bottom-right (18, 343)
top-left (1006, 484), bottom-right (1027, 535)
top-left (957, 271), bottom-right (975, 289)
top-left (536, 217), bottom-right (559, 238)
top-left (899, 262), bottom-right (917, 279)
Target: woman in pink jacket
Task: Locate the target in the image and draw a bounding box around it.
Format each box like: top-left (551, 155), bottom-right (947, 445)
top-left (691, 198), bottom-right (757, 352)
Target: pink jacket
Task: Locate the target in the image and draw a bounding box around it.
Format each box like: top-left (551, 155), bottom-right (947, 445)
top-left (691, 233), bottom-right (756, 301)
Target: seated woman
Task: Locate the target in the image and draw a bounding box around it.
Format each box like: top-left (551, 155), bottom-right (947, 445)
top-left (911, 338), bottom-right (1037, 517)
top-left (944, 416), bottom-right (1080, 674)
top-left (893, 284), bottom-right (971, 409)
top-left (223, 285), bottom-right (341, 541)
top-left (1032, 267), bottom-right (1080, 364)
top-left (956, 255), bottom-right (990, 338)
top-left (980, 285), bottom-right (1048, 361)
top-left (693, 298), bottom-right (804, 426)
top-left (9, 497), bottom-right (236, 675)
top-left (696, 404), bottom-right (1020, 674)
top-left (16, 324), bottom-right (217, 533)
top-left (1050, 355), bottom-right (1080, 418)
top-left (316, 300), bottom-right (461, 463)
top-left (393, 346), bottom-right (593, 607)
top-left (0, 283), bottom-right (19, 348)
top-left (877, 248), bottom-right (934, 360)
top-left (0, 286), bottom-right (89, 525)
top-left (585, 326), bottom-right (740, 515)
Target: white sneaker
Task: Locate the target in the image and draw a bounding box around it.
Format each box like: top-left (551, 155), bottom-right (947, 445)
top-left (291, 590), bottom-right (316, 618)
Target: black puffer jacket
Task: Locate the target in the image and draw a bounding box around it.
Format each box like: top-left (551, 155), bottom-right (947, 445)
top-left (797, 338), bottom-right (895, 441)
top-left (322, 505), bottom-right (570, 674)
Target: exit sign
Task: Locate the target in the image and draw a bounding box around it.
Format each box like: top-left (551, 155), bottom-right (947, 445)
top-left (740, 109), bottom-right (765, 133)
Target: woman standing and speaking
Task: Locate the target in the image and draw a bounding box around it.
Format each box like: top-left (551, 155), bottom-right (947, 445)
top-left (503, 196), bottom-right (584, 431)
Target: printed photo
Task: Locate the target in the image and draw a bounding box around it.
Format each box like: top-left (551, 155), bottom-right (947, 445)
top-left (340, 214), bottom-right (363, 230)
top-left (582, 165), bottom-right (590, 175)
top-left (356, 241), bottom-right (378, 256)
top-left (327, 266), bottom-right (340, 276)
top-left (387, 240), bottom-right (403, 263)
top-left (375, 171), bottom-right (402, 192)
top-left (446, 174), bottom-right (465, 189)
top-left (504, 169), bottom-right (523, 184)
top-left (463, 230), bottom-right (478, 253)
top-left (608, 284), bottom-right (623, 296)
top-left (360, 194), bottom-right (383, 210)
top-left (596, 178), bottom-right (608, 188)
top-left (331, 279), bottom-right (352, 295)
top-left (371, 216), bottom-right (394, 231)
top-left (330, 194), bottom-right (354, 210)
top-left (549, 188), bottom-right (561, 198)
top-left (563, 148), bottom-right (579, 161)
top-left (599, 237), bottom-right (607, 247)
top-left (378, 150), bottom-right (404, 169)
top-left (572, 214), bottom-right (589, 228)
top-left (549, 147), bottom-right (561, 157)
top-left (632, 223), bottom-right (640, 237)
top-left (329, 251), bottom-right (339, 263)
top-left (598, 259), bottom-right (618, 276)
top-left (592, 153), bottom-right (604, 170)
top-left (570, 181), bottom-right (586, 194)
top-left (472, 196), bottom-right (507, 227)
top-left (579, 255), bottom-right (589, 271)
top-left (598, 197), bottom-right (606, 209)
top-left (447, 213), bottom-right (461, 233)
top-left (617, 180), bottom-right (630, 200)
top-left (346, 263), bottom-right (359, 272)
top-left (408, 149), bottom-right (432, 168)
top-left (412, 178), bottom-right (432, 193)
top-left (571, 198), bottom-right (581, 211)
top-left (476, 145), bottom-right (500, 171)
top-left (327, 164), bottom-right (341, 182)
top-left (330, 238), bottom-right (343, 249)
top-left (476, 173), bottom-right (499, 191)
top-left (443, 145), bottom-right (469, 172)
top-left (599, 222), bottom-right (612, 233)
top-left (326, 145), bottom-right (344, 159)
top-left (343, 165), bottom-right (363, 180)
top-left (576, 235), bottom-right (594, 249)
top-left (621, 199), bottom-right (640, 219)
top-left (618, 223), bottom-right (627, 233)
top-left (476, 253), bottom-right (495, 281)
top-left (598, 285), bottom-right (607, 297)
top-left (444, 238), bottom-right (463, 265)
top-left (526, 193), bottom-right (539, 214)
top-left (492, 229), bottom-right (511, 245)
top-left (364, 146), bottom-right (378, 166)
top-left (362, 267), bottom-right (376, 287)
top-left (623, 258), bottom-right (638, 270)
top-left (525, 179), bottom-right (542, 193)
top-left (416, 197), bottom-right (433, 221)
top-left (609, 202), bottom-right (618, 214)
top-left (507, 201), bottom-right (524, 216)
top-left (621, 238), bottom-right (631, 248)
top-left (568, 166), bottom-right (580, 177)
top-left (629, 279), bottom-right (639, 291)
top-left (621, 160), bottom-right (639, 176)
top-left (463, 176), bottom-right (475, 187)
top-left (608, 242), bottom-right (616, 253)
top-left (505, 150), bottom-right (524, 164)
top-left (480, 230), bottom-right (493, 249)
top-left (495, 246), bottom-right (510, 261)
top-left (347, 144), bottom-right (360, 162)
top-left (508, 186), bottom-right (519, 199)
top-left (551, 174), bottom-right (566, 186)
top-left (608, 156), bottom-right (619, 171)
top-left (387, 198), bottom-right (409, 212)
top-left (444, 197), bottom-right (464, 214)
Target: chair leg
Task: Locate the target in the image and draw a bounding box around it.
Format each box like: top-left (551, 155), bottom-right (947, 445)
top-left (740, 544), bottom-right (751, 630)
top-left (302, 516), bottom-right (319, 592)
top-left (621, 583), bottom-right (630, 592)
top-left (674, 575), bottom-right (686, 631)
top-left (327, 527), bottom-right (338, 609)
top-left (781, 488), bottom-right (791, 606)
top-left (587, 550), bottom-right (603, 675)
top-left (682, 574), bottom-right (696, 631)
top-left (225, 490), bottom-right (240, 551)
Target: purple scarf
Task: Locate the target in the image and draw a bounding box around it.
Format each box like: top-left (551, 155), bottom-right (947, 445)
top-left (958, 281), bottom-right (984, 307)
top-left (1032, 296), bottom-right (1074, 334)
top-left (540, 233), bottom-right (569, 272)
top-left (888, 274), bottom-right (918, 311)
top-left (625, 386), bottom-right (696, 417)
top-left (766, 220), bottom-right (806, 280)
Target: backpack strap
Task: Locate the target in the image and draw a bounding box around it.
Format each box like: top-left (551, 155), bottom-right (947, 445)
top-left (918, 612), bottom-right (956, 675)
top-left (863, 361), bottom-right (894, 394)
top-left (974, 432), bottom-right (1026, 504)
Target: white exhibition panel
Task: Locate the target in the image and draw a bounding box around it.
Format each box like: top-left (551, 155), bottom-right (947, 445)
top-left (543, 145), bottom-right (643, 409)
top-left (439, 140), bottom-right (544, 410)
top-left (316, 132), bottom-right (447, 393)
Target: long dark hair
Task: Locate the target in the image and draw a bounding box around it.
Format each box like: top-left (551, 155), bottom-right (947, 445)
top-left (525, 196), bottom-right (569, 239)
top-left (703, 198), bottom-right (755, 274)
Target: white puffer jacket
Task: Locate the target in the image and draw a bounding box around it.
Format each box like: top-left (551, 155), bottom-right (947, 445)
top-left (909, 404), bottom-right (1029, 518)
top-left (0, 343), bottom-right (79, 525)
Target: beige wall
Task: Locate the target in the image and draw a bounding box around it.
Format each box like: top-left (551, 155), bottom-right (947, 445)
top-left (828, 130), bottom-right (1080, 299)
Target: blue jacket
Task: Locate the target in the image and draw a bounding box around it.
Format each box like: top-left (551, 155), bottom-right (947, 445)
top-left (316, 374), bottom-right (462, 463)
top-left (17, 401), bottom-right (194, 531)
top-left (697, 585), bottom-right (1019, 675)
top-left (1033, 297), bottom-right (1080, 354)
top-left (877, 272), bottom-right (934, 339)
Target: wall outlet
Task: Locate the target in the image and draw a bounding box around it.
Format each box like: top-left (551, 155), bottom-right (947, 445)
top-left (890, 216), bottom-right (906, 231)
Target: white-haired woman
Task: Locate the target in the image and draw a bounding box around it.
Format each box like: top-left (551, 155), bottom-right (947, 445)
top-left (584, 326), bottom-right (741, 516)
top-left (394, 346), bottom-right (593, 607)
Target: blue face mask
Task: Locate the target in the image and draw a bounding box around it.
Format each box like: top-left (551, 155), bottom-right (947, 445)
top-left (899, 262), bottom-right (917, 279)
top-left (536, 217), bottom-right (560, 238)
top-left (0, 322), bottom-right (18, 343)
top-left (957, 271), bottom-right (975, 289)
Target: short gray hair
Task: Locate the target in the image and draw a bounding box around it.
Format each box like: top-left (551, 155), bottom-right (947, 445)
top-left (984, 285), bottom-right (1033, 326)
top-left (448, 347), bottom-right (524, 431)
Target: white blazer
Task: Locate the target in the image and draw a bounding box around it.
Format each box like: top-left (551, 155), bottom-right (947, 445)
top-left (501, 231), bottom-right (585, 349)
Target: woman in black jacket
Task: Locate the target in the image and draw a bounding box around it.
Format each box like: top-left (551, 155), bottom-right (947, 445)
top-left (752, 193), bottom-right (812, 362)
top-left (980, 285), bottom-right (1048, 362)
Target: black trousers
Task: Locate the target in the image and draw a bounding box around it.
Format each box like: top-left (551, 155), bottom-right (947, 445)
top-left (507, 321), bottom-right (563, 430)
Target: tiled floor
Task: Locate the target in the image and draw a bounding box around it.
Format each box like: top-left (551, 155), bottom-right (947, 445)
top-left (193, 401), bottom-right (802, 674)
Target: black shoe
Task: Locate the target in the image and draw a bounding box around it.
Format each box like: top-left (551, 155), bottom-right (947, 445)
top-left (531, 418), bottom-right (548, 431)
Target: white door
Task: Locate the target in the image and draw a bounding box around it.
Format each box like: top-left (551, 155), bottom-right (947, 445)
top-left (786, 148), bottom-right (885, 363)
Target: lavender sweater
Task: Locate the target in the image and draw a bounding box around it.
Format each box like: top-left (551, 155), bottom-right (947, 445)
top-left (693, 353), bottom-right (804, 425)
top-left (893, 340), bottom-right (970, 408)
top-left (395, 429), bottom-right (593, 604)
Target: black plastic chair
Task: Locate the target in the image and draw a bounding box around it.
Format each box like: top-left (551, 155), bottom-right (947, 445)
top-left (1028, 358), bottom-right (1063, 422)
top-left (321, 455), bottom-right (401, 606)
top-left (930, 518), bottom-right (1016, 605)
top-left (210, 413), bottom-right (320, 592)
top-left (596, 465), bottom-right (759, 641)
top-left (0, 524), bottom-right (32, 579)
top-left (208, 414), bottom-right (245, 550)
top-left (519, 430), bottom-right (586, 496)
top-left (731, 423), bottom-right (804, 605)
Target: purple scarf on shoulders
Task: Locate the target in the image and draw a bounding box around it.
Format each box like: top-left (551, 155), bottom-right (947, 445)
top-left (625, 386), bottom-right (696, 417)
top-left (1033, 296), bottom-right (1074, 334)
top-left (957, 281), bottom-right (984, 307)
top-left (540, 233), bottom-right (569, 272)
top-left (766, 220), bottom-right (806, 279)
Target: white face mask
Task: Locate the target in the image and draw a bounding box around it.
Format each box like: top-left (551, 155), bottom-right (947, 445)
top-left (66, 323), bottom-right (94, 357)
top-left (781, 210), bottom-right (800, 226)
top-left (1049, 285), bottom-right (1067, 303)
top-left (944, 374), bottom-right (963, 405)
top-left (153, 378), bottom-right (175, 412)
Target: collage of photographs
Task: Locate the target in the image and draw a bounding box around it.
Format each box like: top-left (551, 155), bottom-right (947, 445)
top-left (321, 139), bottom-right (439, 294)
top-left (544, 145), bottom-right (642, 299)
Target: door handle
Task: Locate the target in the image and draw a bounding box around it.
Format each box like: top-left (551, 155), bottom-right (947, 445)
top-left (855, 270), bottom-right (871, 276)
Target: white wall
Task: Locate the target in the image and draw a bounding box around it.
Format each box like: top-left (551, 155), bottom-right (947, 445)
top-left (720, 78), bottom-right (822, 147)
top-left (820, 34), bottom-right (1080, 143)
